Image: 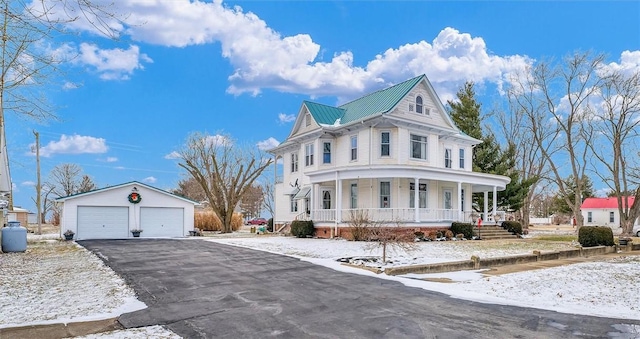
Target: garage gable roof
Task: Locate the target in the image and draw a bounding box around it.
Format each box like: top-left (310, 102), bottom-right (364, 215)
top-left (54, 181), bottom-right (200, 205)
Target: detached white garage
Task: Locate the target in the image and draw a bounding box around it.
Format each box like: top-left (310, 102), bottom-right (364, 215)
top-left (56, 181), bottom-right (199, 240)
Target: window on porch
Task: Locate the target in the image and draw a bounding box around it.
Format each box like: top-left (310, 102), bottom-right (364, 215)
top-left (380, 181), bottom-right (390, 208)
top-left (410, 183), bottom-right (427, 208)
top-left (350, 183), bottom-right (358, 209)
top-left (323, 191), bottom-right (331, 209)
top-left (290, 195), bottom-right (298, 212)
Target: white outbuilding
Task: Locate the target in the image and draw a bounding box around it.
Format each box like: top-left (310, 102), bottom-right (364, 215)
top-left (56, 181), bottom-right (198, 240)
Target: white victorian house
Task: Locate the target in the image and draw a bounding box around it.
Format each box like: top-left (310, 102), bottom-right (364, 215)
top-left (268, 75), bottom-right (510, 237)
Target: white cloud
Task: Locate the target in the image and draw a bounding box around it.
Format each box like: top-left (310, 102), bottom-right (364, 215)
top-left (106, 157), bottom-right (118, 162)
top-left (143, 176), bottom-right (157, 184)
top-left (34, 134), bottom-right (108, 157)
top-left (204, 134), bottom-right (230, 147)
top-left (601, 50), bottom-right (640, 77)
top-left (278, 113), bottom-right (296, 124)
top-left (51, 1), bottom-right (532, 99)
top-left (62, 81), bottom-right (81, 90)
top-left (76, 43), bottom-right (152, 80)
top-left (164, 151), bottom-right (181, 160)
top-left (21, 181), bottom-right (35, 187)
top-left (256, 137), bottom-right (279, 151)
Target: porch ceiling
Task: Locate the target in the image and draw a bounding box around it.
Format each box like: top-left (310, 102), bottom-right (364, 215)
top-left (307, 165), bottom-right (510, 192)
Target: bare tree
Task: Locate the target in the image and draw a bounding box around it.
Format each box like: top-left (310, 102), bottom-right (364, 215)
top-left (506, 52), bottom-right (605, 229)
top-left (178, 132), bottom-right (272, 233)
top-left (240, 184), bottom-right (263, 219)
top-left (48, 163), bottom-right (82, 197)
top-left (172, 176), bottom-right (206, 202)
top-left (587, 69), bottom-right (640, 235)
top-left (260, 180), bottom-right (275, 220)
top-left (346, 210), bottom-right (416, 263)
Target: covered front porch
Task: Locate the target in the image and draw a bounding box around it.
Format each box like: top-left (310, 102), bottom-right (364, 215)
top-left (293, 165), bottom-right (509, 226)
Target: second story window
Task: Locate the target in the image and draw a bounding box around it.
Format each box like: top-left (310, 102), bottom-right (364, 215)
top-left (323, 142), bottom-right (331, 164)
top-left (305, 143), bottom-right (314, 166)
top-left (381, 132), bottom-right (390, 157)
top-left (410, 134), bottom-right (428, 160)
top-left (416, 96), bottom-right (423, 114)
top-left (445, 148), bottom-right (452, 168)
top-left (350, 135), bottom-right (358, 161)
top-left (291, 152), bottom-right (298, 172)
top-left (459, 148), bottom-right (465, 169)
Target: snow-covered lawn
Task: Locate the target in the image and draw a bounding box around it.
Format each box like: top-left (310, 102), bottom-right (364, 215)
top-left (2, 228), bottom-right (638, 339)
top-left (207, 236), bottom-right (640, 320)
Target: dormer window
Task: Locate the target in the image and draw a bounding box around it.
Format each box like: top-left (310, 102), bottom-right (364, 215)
top-left (305, 113), bottom-right (311, 126)
top-left (416, 96), bottom-right (423, 114)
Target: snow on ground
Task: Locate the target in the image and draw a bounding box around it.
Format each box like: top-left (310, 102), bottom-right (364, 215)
top-left (207, 235), bottom-right (640, 320)
top-left (0, 236), bottom-right (178, 338)
top-left (2, 227), bottom-right (638, 339)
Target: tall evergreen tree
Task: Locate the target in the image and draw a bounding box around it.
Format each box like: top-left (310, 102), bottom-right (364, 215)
top-left (447, 82), bottom-right (534, 213)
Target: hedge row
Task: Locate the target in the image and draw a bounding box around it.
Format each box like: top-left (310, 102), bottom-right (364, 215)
top-left (450, 222), bottom-right (474, 239)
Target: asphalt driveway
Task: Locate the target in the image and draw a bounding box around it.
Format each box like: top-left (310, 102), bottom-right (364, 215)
top-left (79, 239), bottom-right (640, 338)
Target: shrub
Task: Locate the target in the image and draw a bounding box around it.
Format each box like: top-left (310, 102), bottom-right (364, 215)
top-left (195, 211), bottom-right (243, 231)
top-left (414, 231), bottom-right (425, 241)
top-left (267, 218), bottom-right (274, 232)
top-left (578, 226), bottom-right (614, 247)
top-left (450, 222), bottom-right (474, 239)
top-left (444, 230), bottom-right (454, 239)
top-left (427, 230), bottom-right (438, 241)
top-left (436, 230), bottom-right (444, 238)
top-left (455, 233), bottom-right (464, 240)
top-left (502, 221), bottom-right (523, 235)
top-left (291, 220), bottom-right (314, 238)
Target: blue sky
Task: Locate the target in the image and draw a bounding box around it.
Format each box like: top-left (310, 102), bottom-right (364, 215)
top-left (8, 0), bottom-right (640, 211)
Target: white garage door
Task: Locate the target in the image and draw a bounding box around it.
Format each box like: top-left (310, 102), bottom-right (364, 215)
top-left (140, 207), bottom-right (184, 237)
top-left (77, 206), bottom-right (129, 240)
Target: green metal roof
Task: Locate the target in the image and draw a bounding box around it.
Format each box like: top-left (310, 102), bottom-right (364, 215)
top-left (303, 101), bottom-right (345, 125)
top-left (304, 74), bottom-right (425, 126)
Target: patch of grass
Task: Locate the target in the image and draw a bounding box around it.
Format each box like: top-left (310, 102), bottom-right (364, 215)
top-left (533, 235), bottom-right (577, 242)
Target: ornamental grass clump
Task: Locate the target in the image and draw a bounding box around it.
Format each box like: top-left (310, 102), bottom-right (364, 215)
top-left (195, 211), bottom-right (243, 231)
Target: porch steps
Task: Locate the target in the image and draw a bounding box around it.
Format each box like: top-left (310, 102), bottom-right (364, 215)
top-left (474, 225), bottom-right (519, 240)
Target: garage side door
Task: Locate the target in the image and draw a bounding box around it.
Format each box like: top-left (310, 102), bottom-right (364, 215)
top-left (77, 206), bottom-right (129, 240)
top-left (140, 207), bottom-right (184, 237)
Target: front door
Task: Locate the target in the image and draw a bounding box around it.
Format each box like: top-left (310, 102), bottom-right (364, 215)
top-left (443, 189), bottom-right (453, 220)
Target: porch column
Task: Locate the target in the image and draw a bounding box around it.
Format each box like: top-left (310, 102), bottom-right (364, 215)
top-left (336, 177), bottom-right (342, 223)
top-left (492, 186), bottom-right (498, 222)
top-left (311, 184), bottom-right (316, 218)
top-left (457, 182), bottom-right (462, 221)
top-left (483, 191), bottom-right (488, 222)
top-left (414, 177), bottom-right (420, 222)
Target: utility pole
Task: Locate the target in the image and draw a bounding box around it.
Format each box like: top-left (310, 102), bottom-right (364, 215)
top-left (33, 130), bottom-right (41, 235)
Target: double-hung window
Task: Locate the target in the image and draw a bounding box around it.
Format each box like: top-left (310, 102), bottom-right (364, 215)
top-left (409, 183), bottom-right (427, 208)
top-left (290, 195), bottom-right (298, 212)
top-left (587, 212), bottom-right (593, 223)
top-left (350, 183), bottom-right (358, 209)
top-left (380, 181), bottom-right (390, 208)
top-left (290, 153), bottom-right (298, 173)
top-left (609, 212), bottom-right (615, 223)
top-left (381, 132), bottom-right (390, 157)
top-left (350, 135), bottom-right (358, 161)
top-left (445, 148), bottom-right (452, 168)
top-left (459, 148), bottom-right (465, 169)
top-left (416, 96), bottom-right (423, 114)
top-left (323, 142), bottom-right (331, 164)
top-left (410, 134), bottom-right (428, 160)
top-left (305, 143), bottom-right (314, 166)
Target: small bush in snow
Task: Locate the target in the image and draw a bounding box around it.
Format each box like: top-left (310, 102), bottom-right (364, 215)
top-left (444, 230), bottom-right (454, 239)
top-left (578, 226), bottom-right (614, 247)
top-left (451, 222), bottom-right (474, 239)
top-left (291, 220), bottom-right (314, 238)
top-left (502, 221), bottom-right (523, 235)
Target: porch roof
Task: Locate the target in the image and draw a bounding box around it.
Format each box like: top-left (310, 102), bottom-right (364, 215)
top-left (306, 165), bottom-right (510, 192)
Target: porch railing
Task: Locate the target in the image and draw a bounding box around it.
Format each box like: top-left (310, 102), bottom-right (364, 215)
top-left (309, 209), bottom-right (508, 224)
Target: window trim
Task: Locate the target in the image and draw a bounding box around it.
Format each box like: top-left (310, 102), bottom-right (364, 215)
top-left (459, 148), bottom-right (465, 169)
top-left (290, 152), bottom-right (298, 173)
top-left (587, 211), bottom-right (593, 223)
top-left (380, 131), bottom-right (390, 157)
top-left (305, 143), bottom-right (314, 166)
top-left (444, 148), bottom-right (452, 168)
top-left (609, 211), bottom-right (614, 223)
top-left (409, 182), bottom-right (428, 209)
top-left (290, 195), bottom-right (298, 213)
top-left (350, 135), bottom-right (358, 161)
top-left (410, 134), bottom-right (428, 160)
top-left (322, 190), bottom-right (331, 210)
top-left (416, 96), bottom-right (423, 114)
top-left (350, 182), bottom-right (358, 209)
top-left (380, 181), bottom-right (391, 208)
top-left (322, 141), bottom-right (331, 164)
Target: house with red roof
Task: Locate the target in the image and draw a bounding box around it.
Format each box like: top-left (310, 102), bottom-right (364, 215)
top-left (580, 197), bottom-right (639, 228)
